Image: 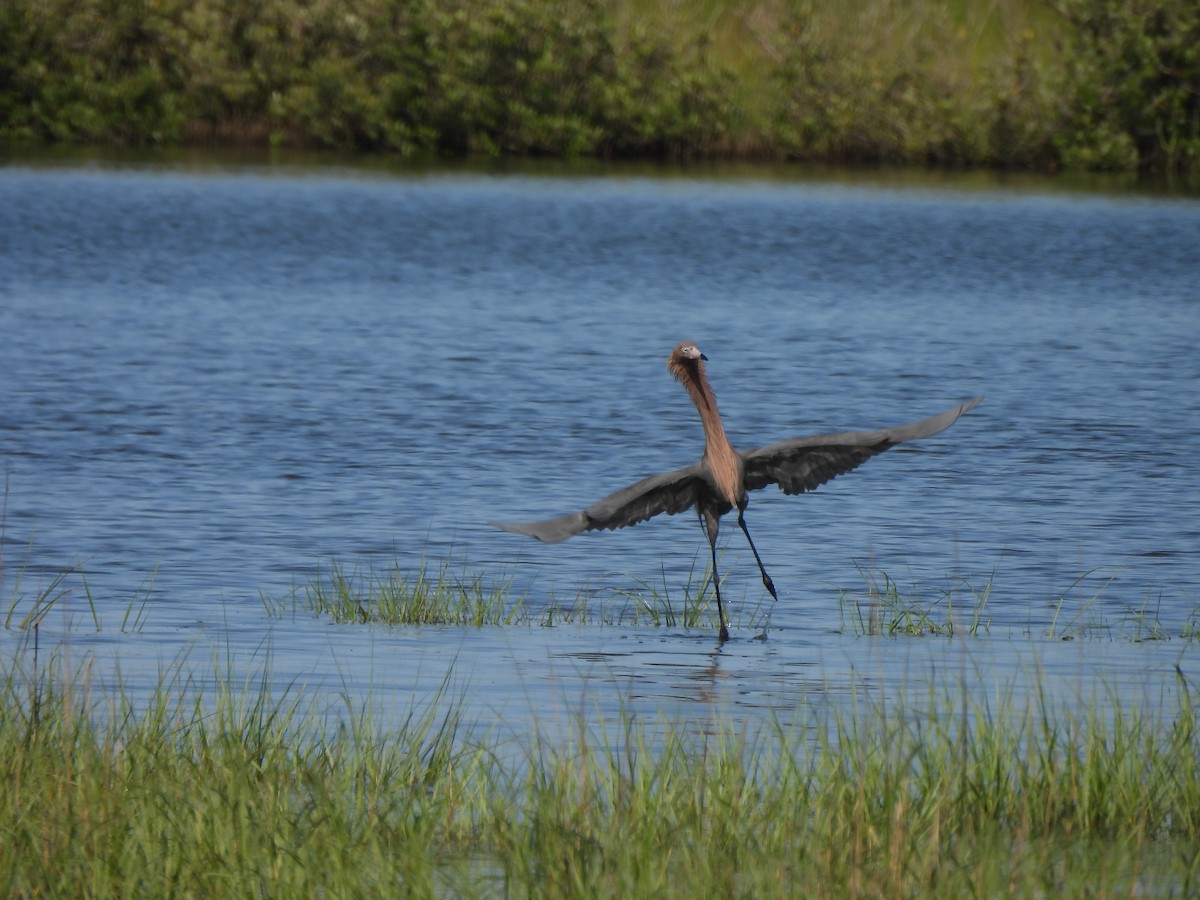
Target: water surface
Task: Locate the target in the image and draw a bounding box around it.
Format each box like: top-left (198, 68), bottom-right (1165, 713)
top-left (2, 158), bottom-right (1198, 735)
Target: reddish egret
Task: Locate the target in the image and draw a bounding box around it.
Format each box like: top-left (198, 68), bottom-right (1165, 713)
top-left (496, 342), bottom-right (982, 641)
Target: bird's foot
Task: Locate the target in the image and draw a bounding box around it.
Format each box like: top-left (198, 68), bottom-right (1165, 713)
top-left (718, 623), bottom-right (730, 642)
top-left (762, 574), bottom-right (778, 601)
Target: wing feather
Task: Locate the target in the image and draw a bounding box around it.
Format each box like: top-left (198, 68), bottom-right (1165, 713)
top-left (493, 463), bottom-right (711, 543)
top-left (741, 396), bottom-right (982, 496)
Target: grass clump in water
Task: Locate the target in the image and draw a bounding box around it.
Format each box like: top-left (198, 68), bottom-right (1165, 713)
top-left (840, 565), bottom-right (995, 637)
top-left (294, 559), bottom-right (523, 626)
top-left (288, 556), bottom-right (1196, 645)
top-left (842, 565), bottom-right (1200, 643)
top-left (292, 555), bottom-right (769, 635)
top-left (541, 558), bottom-right (746, 632)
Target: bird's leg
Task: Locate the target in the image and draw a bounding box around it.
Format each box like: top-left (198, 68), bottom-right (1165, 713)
top-left (701, 510), bottom-right (730, 641)
top-left (737, 503), bottom-right (778, 601)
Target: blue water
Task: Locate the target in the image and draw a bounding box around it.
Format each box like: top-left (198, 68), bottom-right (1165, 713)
top-left (1, 159), bottom-right (1198, 736)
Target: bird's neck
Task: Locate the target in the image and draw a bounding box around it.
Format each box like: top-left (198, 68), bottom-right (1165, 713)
top-left (684, 365), bottom-right (742, 505)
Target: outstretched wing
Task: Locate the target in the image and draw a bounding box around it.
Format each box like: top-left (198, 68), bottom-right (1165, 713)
top-left (740, 396), bottom-right (982, 496)
top-left (492, 463), bottom-right (712, 543)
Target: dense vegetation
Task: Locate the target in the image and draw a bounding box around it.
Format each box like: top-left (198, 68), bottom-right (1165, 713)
top-left (1, 0), bottom-right (1197, 171)
top-left (4, 639), bottom-right (1199, 896)
top-left (5, 563), bottom-right (1200, 894)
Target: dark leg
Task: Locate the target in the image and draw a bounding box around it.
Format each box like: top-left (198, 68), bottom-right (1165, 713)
top-left (737, 505), bottom-right (778, 601)
top-left (700, 511), bottom-right (730, 641)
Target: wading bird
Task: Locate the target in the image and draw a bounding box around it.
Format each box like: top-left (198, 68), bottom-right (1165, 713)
top-left (495, 342), bottom-right (981, 641)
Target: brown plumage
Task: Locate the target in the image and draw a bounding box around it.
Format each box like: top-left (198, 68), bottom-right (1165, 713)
top-left (495, 341), bottom-right (982, 641)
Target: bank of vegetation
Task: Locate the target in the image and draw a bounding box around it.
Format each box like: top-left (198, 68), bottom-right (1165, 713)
top-left (3, 638), bottom-right (1199, 896)
top-left (1, 0), bottom-right (1197, 172)
top-left (5, 557), bottom-right (1200, 894)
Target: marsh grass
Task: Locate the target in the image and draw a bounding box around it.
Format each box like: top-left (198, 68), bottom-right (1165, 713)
top-left (283, 556), bottom-right (1200, 649)
top-left (287, 555), bottom-right (773, 636)
top-left (3, 557), bottom-right (94, 632)
top-left (0, 639), bottom-right (487, 896)
top-left (842, 565), bottom-right (1200, 643)
top-left (290, 558), bottom-right (524, 627)
top-left (3, 553), bottom-right (159, 636)
top-left (3, 638), bottom-right (1199, 897)
top-left (546, 557), bottom-right (745, 632)
top-left (840, 565), bottom-right (995, 637)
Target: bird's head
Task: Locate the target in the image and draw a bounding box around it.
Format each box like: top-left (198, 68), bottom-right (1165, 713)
top-left (668, 341), bottom-right (708, 382)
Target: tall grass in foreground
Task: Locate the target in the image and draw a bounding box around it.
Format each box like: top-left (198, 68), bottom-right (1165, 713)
top-left (3, 639), bottom-right (1199, 896)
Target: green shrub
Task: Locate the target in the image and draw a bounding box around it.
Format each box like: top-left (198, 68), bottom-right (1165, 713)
top-left (0, 0), bottom-right (1197, 172)
top-left (1055, 0), bottom-right (1200, 172)
top-left (771, 2), bottom-right (981, 164)
top-left (0, 0), bottom-right (735, 157)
